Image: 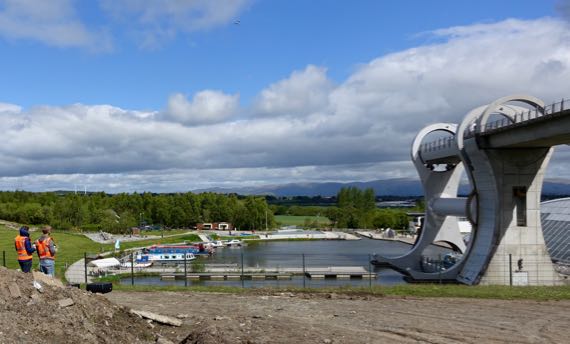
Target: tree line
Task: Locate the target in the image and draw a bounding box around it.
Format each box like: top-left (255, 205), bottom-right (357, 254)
top-left (271, 187), bottom-right (418, 230)
top-left (0, 191), bottom-right (274, 233)
top-left (326, 187), bottom-right (412, 229)
top-left (0, 187), bottom-right (419, 233)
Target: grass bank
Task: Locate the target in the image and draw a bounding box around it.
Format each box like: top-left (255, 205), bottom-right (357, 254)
top-left (103, 283), bottom-right (570, 301)
top-left (275, 215), bottom-right (331, 227)
top-left (0, 225), bottom-right (201, 278)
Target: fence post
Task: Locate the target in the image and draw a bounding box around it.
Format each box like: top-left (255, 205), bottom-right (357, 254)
top-left (241, 250), bottom-right (244, 288)
top-left (438, 254), bottom-right (442, 284)
top-left (131, 251), bottom-right (134, 286)
top-left (508, 254), bottom-right (512, 286)
top-left (84, 252), bottom-right (88, 287)
top-left (368, 254), bottom-right (372, 289)
top-left (302, 253), bottom-right (306, 289)
top-left (184, 253), bottom-right (188, 287)
top-left (2, 250), bottom-right (5, 267)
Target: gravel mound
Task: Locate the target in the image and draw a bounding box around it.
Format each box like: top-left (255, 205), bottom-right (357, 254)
top-left (0, 267), bottom-right (157, 344)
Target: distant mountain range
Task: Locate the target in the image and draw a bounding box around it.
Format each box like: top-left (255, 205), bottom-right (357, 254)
top-left (192, 178), bottom-right (570, 197)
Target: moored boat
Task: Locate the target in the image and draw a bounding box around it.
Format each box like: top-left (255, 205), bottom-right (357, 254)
top-left (136, 245), bottom-right (199, 264)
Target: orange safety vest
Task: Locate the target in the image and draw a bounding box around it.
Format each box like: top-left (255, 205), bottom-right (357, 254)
top-left (36, 237), bottom-right (55, 260)
top-left (15, 235), bottom-right (33, 261)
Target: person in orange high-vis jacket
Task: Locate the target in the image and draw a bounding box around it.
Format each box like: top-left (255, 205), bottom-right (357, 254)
top-left (35, 226), bottom-right (57, 277)
top-left (15, 226), bottom-right (36, 273)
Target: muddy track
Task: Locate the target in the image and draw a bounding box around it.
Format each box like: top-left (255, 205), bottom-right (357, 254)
top-left (105, 291), bottom-right (570, 344)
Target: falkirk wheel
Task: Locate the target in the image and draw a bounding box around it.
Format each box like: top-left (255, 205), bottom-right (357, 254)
top-left (374, 94), bottom-right (568, 285)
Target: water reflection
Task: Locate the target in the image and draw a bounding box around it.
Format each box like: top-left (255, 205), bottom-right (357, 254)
top-left (121, 238), bottom-right (450, 288)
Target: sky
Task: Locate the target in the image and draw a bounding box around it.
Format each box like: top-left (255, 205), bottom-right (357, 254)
top-left (1, 0), bottom-right (570, 193)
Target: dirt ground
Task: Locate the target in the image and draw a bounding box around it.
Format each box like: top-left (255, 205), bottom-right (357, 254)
top-left (106, 291), bottom-right (570, 344)
top-left (0, 267), bottom-right (159, 344)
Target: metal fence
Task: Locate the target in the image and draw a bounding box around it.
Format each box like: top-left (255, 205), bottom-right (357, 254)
top-left (2, 250), bottom-right (567, 287)
top-left (66, 251), bottom-right (570, 288)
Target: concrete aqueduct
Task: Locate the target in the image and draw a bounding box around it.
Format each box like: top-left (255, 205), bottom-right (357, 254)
top-left (374, 95), bottom-right (569, 285)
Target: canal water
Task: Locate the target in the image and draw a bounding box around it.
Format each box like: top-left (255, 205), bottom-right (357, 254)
top-left (122, 237), bottom-right (451, 288)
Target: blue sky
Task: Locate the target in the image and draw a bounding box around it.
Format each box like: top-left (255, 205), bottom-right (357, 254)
top-left (0, 0), bottom-right (569, 192)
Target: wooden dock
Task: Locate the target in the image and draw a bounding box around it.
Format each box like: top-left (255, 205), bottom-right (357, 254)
top-left (160, 266), bottom-right (376, 281)
top-left (161, 272), bottom-right (293, 281)
top-left (304, 267), bottom-right (376, 279)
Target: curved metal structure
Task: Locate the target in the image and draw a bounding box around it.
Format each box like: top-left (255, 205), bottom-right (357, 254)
top-left (372, 123), bottom-right (467, 280)
top-left (375, 94), bottom-right (567, 285)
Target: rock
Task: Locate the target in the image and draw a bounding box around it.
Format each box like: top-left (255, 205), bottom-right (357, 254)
top-left (130, 310), bottom-right (182, 327)
top-left (176, 313), bottom-right (189, 319)
top-left (58, 298), bottom-right (75, 308)
top-left (156, 337), bottom-right (175, 344)
top-left (323, 339), bottom-right (332, 344)
top-left (252, 315), bottom-right (262, 319)
top-left (349, 311), bottom-right (357, 314)
top-left (8, 283), bottom-right (22, 298)
top-left (32, 271), bottom-right (64, 288)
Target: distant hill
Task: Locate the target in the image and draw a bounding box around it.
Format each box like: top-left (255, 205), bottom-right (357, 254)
top-left (192, 178), bottom-right (570, 197)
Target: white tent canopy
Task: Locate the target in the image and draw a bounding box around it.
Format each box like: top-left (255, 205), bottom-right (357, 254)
top-left (88, 257), bottom-right (120, 268)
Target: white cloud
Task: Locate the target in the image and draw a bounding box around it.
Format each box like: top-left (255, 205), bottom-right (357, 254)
top-left (0, 0), bottom-right (112, 51)
top-left (0, 102), bottom-right (21, 113)
top-left (99, 0), bottom-right (251, 48)
top-left (2, 18), bottom-right (570, 191)
top-left (253, 65), bottom-right (334, 117)
top-left (164, 91), bottom-right (240, 126)
top-left (0, 0), bottom-right (251, 50)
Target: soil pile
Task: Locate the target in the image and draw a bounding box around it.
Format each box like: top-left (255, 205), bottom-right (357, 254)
top-left (0, 267), bottom-right (157, 344)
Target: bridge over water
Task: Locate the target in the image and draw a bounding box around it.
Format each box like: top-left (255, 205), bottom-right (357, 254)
top-left (374, 95), bottom-right (569, 285)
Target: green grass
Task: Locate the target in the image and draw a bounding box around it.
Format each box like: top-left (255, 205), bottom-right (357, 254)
top-left (117, 234), bottom-right (201, 250)
top-left (2, 224), bottom-right (568, 301)
top-left (0, 226), bottom-right (111, 275)
top-left (275, 215), bottom-right (331, 226)
top-left (0, 225), bottom-right (201, 278)
top-left (97, 283), bottom-right (570, 300)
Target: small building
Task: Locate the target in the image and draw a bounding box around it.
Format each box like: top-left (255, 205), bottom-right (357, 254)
top-left (197, 222), bottom-right (234, 231)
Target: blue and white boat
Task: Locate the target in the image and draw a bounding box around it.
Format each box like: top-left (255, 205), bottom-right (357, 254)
top-left (136, 245), bottom-right (198, 264)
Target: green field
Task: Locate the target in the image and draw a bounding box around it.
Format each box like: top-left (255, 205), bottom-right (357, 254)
top-left (0, 225), bottom-right (201, 279)
top-left (275, 215), bottom-right (331, 227)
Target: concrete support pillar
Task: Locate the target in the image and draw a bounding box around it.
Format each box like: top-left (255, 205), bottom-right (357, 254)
top-left (455, 95), bottom-right (564, 285)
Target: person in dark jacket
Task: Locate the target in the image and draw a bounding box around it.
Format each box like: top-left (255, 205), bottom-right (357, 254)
top-left (14, 226), bottom-right (36, 273)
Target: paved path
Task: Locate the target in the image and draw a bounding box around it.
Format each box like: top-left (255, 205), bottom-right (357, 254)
top-left (197, 233), bottom-right (211, 242)
top-left (64, 258), bottom-right (93, 284)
